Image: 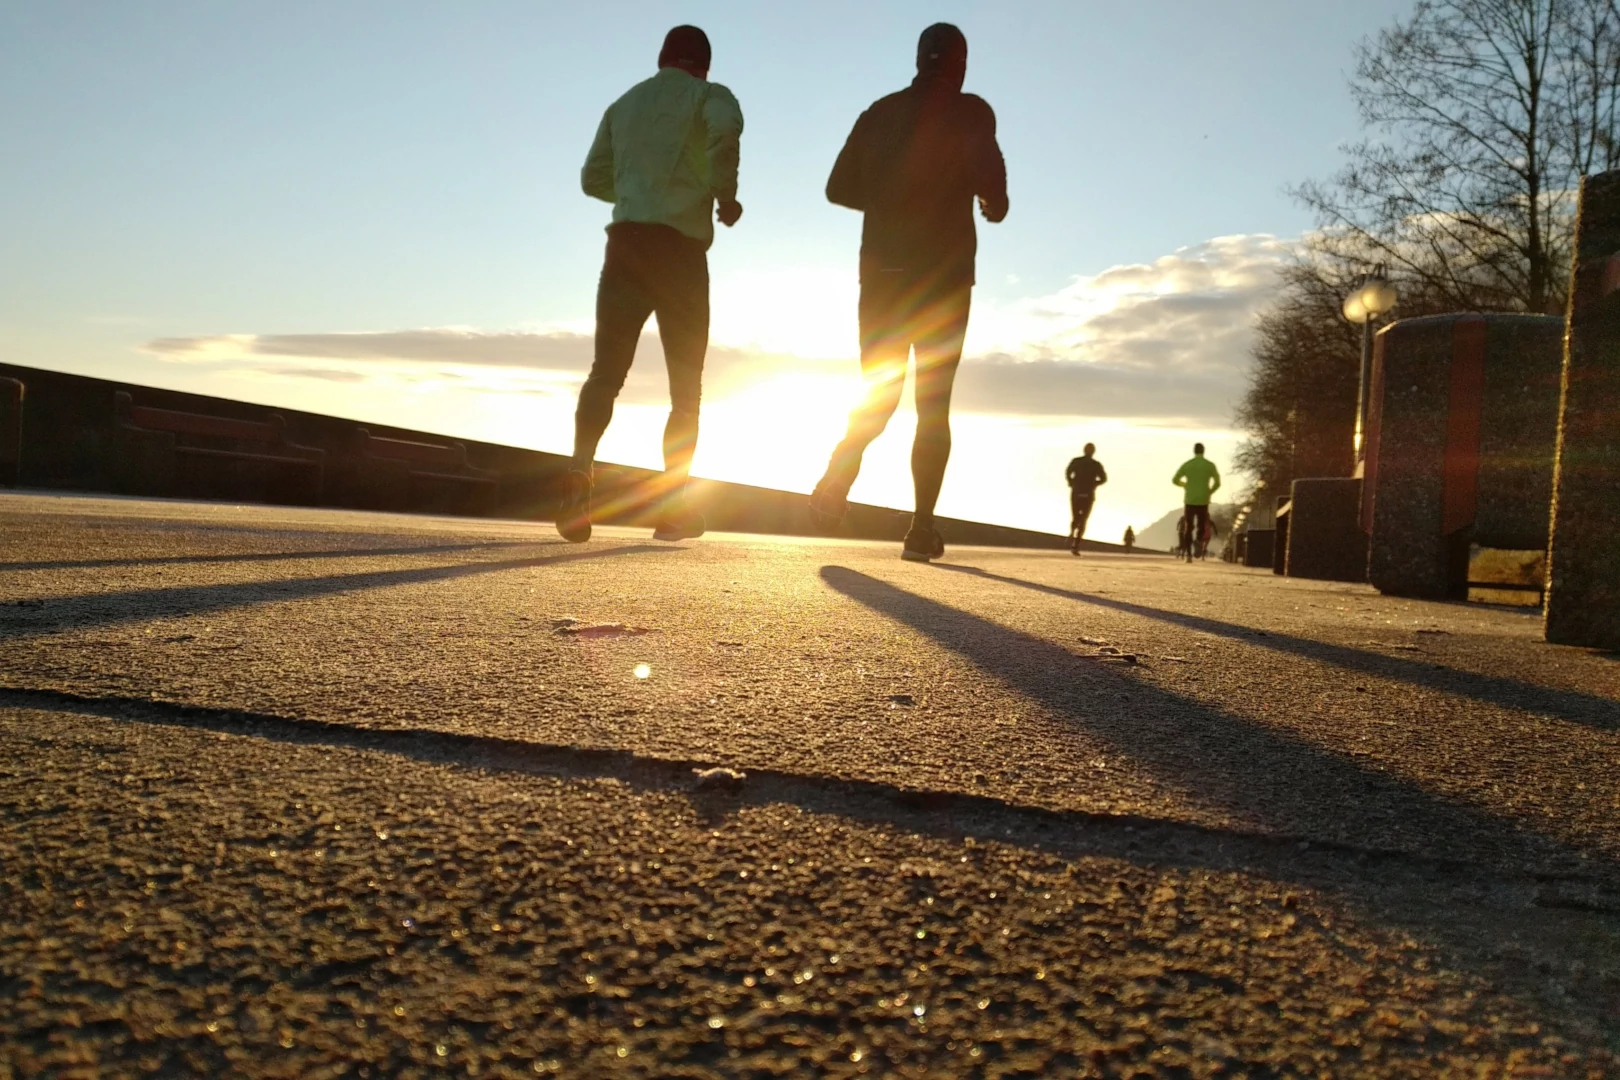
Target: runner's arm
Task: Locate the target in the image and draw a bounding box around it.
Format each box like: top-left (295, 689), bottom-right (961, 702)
top-left (1095, 462), bottom-right (1107, 486)
top-left (1208, 464), bottom-right (1222, 497)
top-left (826, 111), bottom-right (869, 211)
top-left (703, 85), bottom-right (744, 207)
top-left (973, 98), bottom-right (1008, 223)
top-left (581, 111), bottom-right (616, 203)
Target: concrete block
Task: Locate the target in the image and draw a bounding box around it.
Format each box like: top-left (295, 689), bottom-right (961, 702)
top-left (1547, 170), bottom-right (1620, 647)
top-left (1284, 477), bottom-right (1366, 582)
top-left (1242, 528), bottom-right (1275, 568)
top-left (1364, 313), bottom-right (1562, 599)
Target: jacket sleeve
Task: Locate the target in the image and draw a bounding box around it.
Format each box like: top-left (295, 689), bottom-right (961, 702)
top-left (974, 98), bottom-right (1009, 222)
top-left (825, 111), bottom-right (869, 211)
top-left (1208, 464), bottom-right (1222, 495)
top-left (1096, 462), bottom-right (1108, 485)
top-left (1172, 465), bottom-right (1188, 488)
top-left (703, 85), bottom-right (744, 203)
top-left (581, 110), bottom-right (616, 204)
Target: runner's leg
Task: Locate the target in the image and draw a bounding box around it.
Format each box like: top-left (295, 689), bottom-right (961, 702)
top-left (820, 275), bottom-right (910, 497)
top-left (909, 284), bottom-right (971, 526)
top-left (649, 230), bottom-right (710, 497)
top-left (574, 228), bottom-right (655, 469)
top-left (1074, 495), bottom-right (1094, 539)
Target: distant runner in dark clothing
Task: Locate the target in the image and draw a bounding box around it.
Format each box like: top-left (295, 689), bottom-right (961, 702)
top-left (1065, 442), bottom-right (1106, 554)
top-left (806, 23), bottom-right (1009, 563)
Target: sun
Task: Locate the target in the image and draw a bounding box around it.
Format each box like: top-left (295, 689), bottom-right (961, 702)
top-left (693, 372), bottom-right (863, 492)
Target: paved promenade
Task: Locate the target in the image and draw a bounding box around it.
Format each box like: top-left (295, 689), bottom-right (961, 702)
top-left (2, 492), bottom-right (1617, 1077)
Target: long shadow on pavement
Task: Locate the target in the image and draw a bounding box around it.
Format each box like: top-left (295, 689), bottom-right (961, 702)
top-left (818, 565), bottom-right (1605, 885)
top-left (932, 563), bottom-right (1620, 733)
top-left (0, 544), bottom-right (672, 640)
top-left (0, 540), bottom-right (548, 574)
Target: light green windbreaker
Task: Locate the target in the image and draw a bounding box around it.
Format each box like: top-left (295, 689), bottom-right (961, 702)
top-left (1173, 455), bottom-right (1222, 506)
top-left (581, 67), bottom-right (744, 249)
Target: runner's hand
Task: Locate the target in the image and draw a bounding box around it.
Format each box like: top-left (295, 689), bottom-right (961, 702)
top-left (717, 199), bottom-right (743, 227)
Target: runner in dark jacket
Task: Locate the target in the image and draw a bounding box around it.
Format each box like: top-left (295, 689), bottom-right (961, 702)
top-left (1065, 443), bottom-right (1107, 553)
top-left (806, 23), bottom-right (1008, 562)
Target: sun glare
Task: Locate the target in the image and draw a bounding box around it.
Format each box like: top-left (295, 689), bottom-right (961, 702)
top-left (694, 373), bottom-right (861, 491)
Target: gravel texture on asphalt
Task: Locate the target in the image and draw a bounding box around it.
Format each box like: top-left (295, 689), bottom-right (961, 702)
top-left (1, 493), bottom-right (1617, 1077)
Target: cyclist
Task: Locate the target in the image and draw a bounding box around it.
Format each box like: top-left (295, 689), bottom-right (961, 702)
top-left (1172, 442), bottom-right (1221, 560)
top-left (1064, 443), bottom-right (1106, 555)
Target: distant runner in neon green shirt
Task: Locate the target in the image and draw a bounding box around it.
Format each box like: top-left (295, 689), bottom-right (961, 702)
top-left (1172, 442), bottom-right (1221, 556)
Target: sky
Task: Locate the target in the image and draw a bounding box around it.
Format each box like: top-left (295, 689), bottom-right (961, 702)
top-left (0, 0), bottom-right (1417, 538)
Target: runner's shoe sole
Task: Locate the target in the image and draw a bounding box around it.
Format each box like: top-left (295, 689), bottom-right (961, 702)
top-left (653, 513), bottom-right (706, 542)
top-left (807, 482), bottom-right (849, 535)
top-left (901, 524), bottom-right (945, 562)
top-left (554, 471), bottom-right (592, 543)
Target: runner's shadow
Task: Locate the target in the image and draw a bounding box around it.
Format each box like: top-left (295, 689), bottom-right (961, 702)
top-left (931, 563), bottom-right (1620, 733)
top-left (0, 544), bottom-right (673, 640)
top-left (818, 565), bottom-right (1601, 881)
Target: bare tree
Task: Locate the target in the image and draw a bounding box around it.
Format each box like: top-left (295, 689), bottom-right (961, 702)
top-left (1234, 252), bottom-right (1478, 506)
top-left (1295, 0), bottom-right (1620, 315)
top-left (1233, 259), bottom-right (1362, 503)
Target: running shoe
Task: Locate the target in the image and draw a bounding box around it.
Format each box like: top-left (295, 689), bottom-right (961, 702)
top-left (554, 469), bottom-right (593, 543)
top-left (901, 523), bottom-right (945, 563)
top-left (807, 479), bottom-right (849, 534)
top-left (653, 507), bottom-right (707, 542)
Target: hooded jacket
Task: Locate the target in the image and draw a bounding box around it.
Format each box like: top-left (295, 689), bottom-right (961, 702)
top-left (825, 71), bottom-right (1007, 286)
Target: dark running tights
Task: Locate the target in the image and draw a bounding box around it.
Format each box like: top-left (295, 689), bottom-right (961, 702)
top-left (572, 223), bottom-right (709, 488)
top-left (821, 276), bottom-right (972, 525)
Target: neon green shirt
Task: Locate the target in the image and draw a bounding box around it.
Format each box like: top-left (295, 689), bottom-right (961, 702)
top-left (581, 67), bottom-right (744, 249)
top-left (1173, 455), bottom-right (1221, 506)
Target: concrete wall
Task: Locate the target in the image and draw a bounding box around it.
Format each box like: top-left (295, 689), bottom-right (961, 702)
top-left (0, 362), bottom-right (1089, 552)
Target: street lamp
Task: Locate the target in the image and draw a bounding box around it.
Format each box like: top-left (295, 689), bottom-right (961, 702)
top-left (1342, 266), bottom-right (1398, 464)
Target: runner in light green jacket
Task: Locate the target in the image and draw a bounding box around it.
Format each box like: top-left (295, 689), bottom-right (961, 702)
top-left (1172, 442), bottom-right (1221, 555)
top-left (580, 47), bottom-right (743, 247)
top-left (557, 26), bottom-right (744, 546)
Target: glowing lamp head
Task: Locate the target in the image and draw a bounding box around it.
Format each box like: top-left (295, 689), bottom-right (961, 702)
top-left (1363, 277), bottom-right (1397, 316)
top-left (1343, 271), bottom-right (1397, 324)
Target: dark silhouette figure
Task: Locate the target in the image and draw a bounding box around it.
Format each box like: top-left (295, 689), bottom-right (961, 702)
top-left (557, 25), bottom-right (745, 544)
top-left (1065, 442), bottom-right (1106, 554)
top-left (1123, 525), bottom-right (1135, 551)
top-left (1173, 441), bottom-right (1222, 559)
top-left (805, 23), bottom-right (1009, 562)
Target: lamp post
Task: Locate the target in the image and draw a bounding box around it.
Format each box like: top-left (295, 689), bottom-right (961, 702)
top-left (1342, 266), bottom-right (1398, 464)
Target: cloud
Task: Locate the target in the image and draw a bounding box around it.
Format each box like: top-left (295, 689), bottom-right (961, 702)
top-left (143, 233), bottom-right (1290, 427)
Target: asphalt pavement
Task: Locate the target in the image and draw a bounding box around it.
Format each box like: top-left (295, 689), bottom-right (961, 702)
top-left (1, 492), bottom-right (1617, 1078)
